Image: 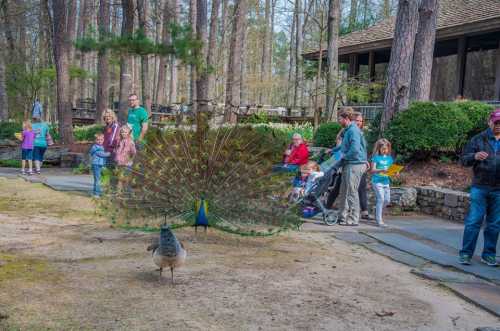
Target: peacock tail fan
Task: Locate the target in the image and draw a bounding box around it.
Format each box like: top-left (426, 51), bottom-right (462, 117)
top-left (101, 124), bottom-right (303, 235)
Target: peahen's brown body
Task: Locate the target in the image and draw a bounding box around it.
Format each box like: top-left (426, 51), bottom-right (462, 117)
top-left (147, 225), bottom-right (187, 283)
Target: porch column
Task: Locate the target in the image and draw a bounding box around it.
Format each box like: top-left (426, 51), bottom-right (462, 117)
top-left (495, 40), bottom-right (500, 100)
top-left (456, 37), bottom-right (467, 97)
top-left (368, 51), bottom-right (376, 82)
top-left (348, 54), bottom-right (359, 78)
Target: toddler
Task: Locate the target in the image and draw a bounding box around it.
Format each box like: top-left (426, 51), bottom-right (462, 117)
top-left (370, 139), bottom-right (394, 227)
top-left (20, 120), bottom-right (35, 175)
top-left (89, 133), bottom-right (111, 197)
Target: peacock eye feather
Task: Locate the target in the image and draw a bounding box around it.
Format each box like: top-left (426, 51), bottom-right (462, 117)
top-left (104, 123), bottom-right (302, 235)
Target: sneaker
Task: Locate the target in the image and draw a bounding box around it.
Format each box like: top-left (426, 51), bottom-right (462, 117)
top-left (458, 254), bottom-right (472, 265)
top-left (27, 170), bottom-right (33, 175)
top-left (481, 256), bottom-right (498, 267)
top-left (35, 170), bottom-right (41, 175)
top-left (361, 212), bottom-right (374, 220)
top-left (377, 222), bottom-right (388, 227)
top-left (21, 170), bottom-right (26, 175)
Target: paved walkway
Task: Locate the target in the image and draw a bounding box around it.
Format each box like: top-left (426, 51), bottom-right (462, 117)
top-left (0, 167), bottom-right (92, 193)
top-left (302, 216), bottom-right (500, 317)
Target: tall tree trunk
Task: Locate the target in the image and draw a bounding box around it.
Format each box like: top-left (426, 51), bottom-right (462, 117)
top-left (239, 22), bottom-right (248, 105)
top-left (409, 0), bottom-right (438, 101)
top-left (169, 0), bottom-right (180, 104)
top-left (109, 3), bottom-right (119, 107)
top-left (259, 0), bottom-right (271, 105)
top-left (138, 0), bottom-right (150, 106)
top-left (196, 0), bottom-right (209, 111)
top-left (96, 0), bottom-right (111, 123)
top-left (156, 0), bottom-right (169, 106)
top-left (294, 0), bottom-right (303, 107)
top-left (382, 0), bottom-right (391, 18)
top-left (326, 0), bottom-right (340, 120)
top-left (118, 0), bottom-right (135, 123)
top-left (52, 0), bottom-right (77, 144)
top-left (206, 0), bottom-right (220, 101)
top-left (216, 0), bottom-right (229, 102)
top-left (189, 0), bottom-right (197, 108)
top-left (79, 0), bottom-right (92, 101)
top-left (287, 9), bottom-right (296, 107)
top-left (348, 0), bottom-right (358, 31)
top-left (0, 33), bottom-right (7, 121)
top-left (224, 0), bottom-right (247, 122)
top-left (381, 0), bottom-right (420, 131)
top-left (0, 10), bottom-right (8, 121)
top-left (314, 14), bottom-right (325, 129)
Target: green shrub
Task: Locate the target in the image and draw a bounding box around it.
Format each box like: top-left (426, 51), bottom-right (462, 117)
top-left (0, 122), bottom-right (22, 140)
top-left (74, 124), bottom-right (105, 142)
top-left (365, 110), bottom-right (382, 151)
top-left (385, 102), bottom-right (472, 160)
top-left (241, 111), bottom-right (273, 124)
top-left (0, 159), bottom-right (21, 167)
top-left (453, 101), bottom-right (494, 138)
top-left (313, 122), bottom-right (342, 147)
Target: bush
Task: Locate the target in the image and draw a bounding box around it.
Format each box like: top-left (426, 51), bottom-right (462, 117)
top-left (74, 124), bottom-right (105, 142)
top-left (240, 111), bottom-right (280, 124)
top-left (0, 122), bottom-right (22, 140)
top-left (385, 102), bottom-right (472, 160)
top-left (453, 101), bottom-right (494, 138)
top-left (313, 122), bottom-right (342, 147)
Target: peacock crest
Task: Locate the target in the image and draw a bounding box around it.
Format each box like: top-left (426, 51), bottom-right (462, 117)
top-left (102, 117), bottom-right (302, 236)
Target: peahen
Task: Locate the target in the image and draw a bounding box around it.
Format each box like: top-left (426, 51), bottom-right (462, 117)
top-left (105, 111), bottom-right (302, 236)
top-left (147, 224), bottom-right (187, 283)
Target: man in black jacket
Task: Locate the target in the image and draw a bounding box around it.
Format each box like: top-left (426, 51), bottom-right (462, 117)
top-left (459, 109), bottom-right (500, 267)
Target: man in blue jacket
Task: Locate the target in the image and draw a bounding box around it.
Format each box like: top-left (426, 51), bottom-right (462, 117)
top-left (337, 109), bottom-right (368, 226)
top-left (459, 109), bottom-right (500, 267)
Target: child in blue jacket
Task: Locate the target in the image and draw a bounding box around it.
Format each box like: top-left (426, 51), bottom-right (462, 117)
top-left (89, 133), bottom-right (111, 197)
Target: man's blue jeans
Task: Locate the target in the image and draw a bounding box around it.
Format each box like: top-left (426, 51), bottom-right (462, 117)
top-left (460, 186), bottom-right (500, 258)
top-left (92, 164), bottom-right (103, 196)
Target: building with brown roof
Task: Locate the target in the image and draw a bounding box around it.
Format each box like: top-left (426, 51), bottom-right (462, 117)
top-left (304, 0), bottom-right (500, 101)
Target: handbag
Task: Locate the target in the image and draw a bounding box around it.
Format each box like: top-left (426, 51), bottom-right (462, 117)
top-left (46, 131), bottom-right (54, 146)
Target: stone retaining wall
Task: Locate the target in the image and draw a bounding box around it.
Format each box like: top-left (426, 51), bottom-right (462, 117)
top-left (416, 186), bottom-right (469, 222)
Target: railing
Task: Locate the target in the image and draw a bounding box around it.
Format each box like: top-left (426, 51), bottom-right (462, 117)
top-left (338, 103), bottom-right (384, 122)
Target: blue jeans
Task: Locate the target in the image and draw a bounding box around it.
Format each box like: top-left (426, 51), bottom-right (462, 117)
top-left (272, 164), bottom-right (299, 173)
top-left (373, 183), bottom-right (390, 224)
top-left (460, 186), bottom-right (500, 258)
top-left (92, 164), bottom-right (103, 196)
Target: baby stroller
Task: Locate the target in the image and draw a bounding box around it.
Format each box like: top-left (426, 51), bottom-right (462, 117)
top-left (293, 157), bottom-right (342, 226)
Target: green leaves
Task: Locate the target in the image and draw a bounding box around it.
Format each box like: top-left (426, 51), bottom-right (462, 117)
top-left (385, 101), bottom-right (477, 160)
top-left (75, 24), bottom-right (202, 67)
top-left (313, 122), bottom-right (342, 147)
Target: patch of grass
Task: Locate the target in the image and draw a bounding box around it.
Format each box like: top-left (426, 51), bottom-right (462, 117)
top-left (0, 178), bottom-right (98, 222)
top-left (0, 160), bottom-right (21, 168)
top-left (0, 254), bottom-right (55, 283)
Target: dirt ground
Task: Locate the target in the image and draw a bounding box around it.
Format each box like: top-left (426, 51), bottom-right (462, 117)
top-left (400, 159), bottom-right (472, 191)
top-left (0, 177), bottom-right (498, 331)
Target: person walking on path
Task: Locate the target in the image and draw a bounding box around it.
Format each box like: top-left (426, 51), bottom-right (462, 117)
top-left (89, 133), bottom-right (111, 197)
top-left (20, 120), bottom-right (35, 175)
top-left (31, 116), bottom-right (51, 175)
top-left (102, 109), bottom-right (120, 165)
top-left (370, 139), bottom-right (394, 227)
top-left (126, 93), bottom-right (149, 146)
top-left (32, 99), bottom-right (43, 119)
top-left (336, 110), bottom-right (368, 226)
top-left (458, 109), bottom-right (500, 267)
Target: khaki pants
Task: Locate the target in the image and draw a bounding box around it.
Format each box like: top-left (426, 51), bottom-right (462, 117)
top-left (338, 163), bottom-right (367, 224)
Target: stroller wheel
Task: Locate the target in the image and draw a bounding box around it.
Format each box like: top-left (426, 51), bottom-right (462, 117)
top-left (323, 210), bottom-right (338, 226)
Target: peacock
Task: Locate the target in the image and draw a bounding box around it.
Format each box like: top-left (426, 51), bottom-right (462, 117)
top-left (147, 224), bottom-right (187, 283)
top-left (104, 112), bottom-right (302, 236)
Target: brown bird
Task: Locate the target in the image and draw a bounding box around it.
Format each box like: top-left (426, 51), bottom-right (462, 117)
top-left (147, 225), bottom-right (187, 284)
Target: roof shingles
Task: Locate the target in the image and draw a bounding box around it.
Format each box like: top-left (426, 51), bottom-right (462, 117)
top-left (306, 0), bottom-right (500, 56)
